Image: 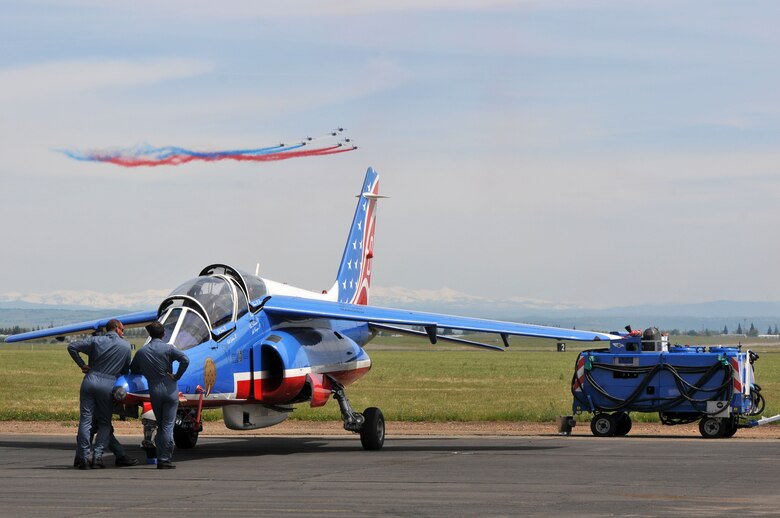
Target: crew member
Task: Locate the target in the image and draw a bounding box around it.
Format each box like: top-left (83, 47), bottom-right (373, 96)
top-left (67, 319), bottom-right (132, 469)
top-left (131, 321), bottom-right (190, 469)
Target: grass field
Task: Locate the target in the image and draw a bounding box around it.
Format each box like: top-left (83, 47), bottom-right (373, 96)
top-left (2, 334), bottom-right (780, 423)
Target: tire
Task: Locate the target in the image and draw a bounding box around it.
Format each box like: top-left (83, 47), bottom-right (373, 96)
top-left (613, 412), bottom-right (632, 436)
top-left (590, 413), bottom-right (616, 437)
top-left (173, 427), bottom-right (199, 449)
top-left (698, 417), bottom-right (725, 439)
top-left (360, 407), bottom-right (385, 451)
top-left (722, 419), bottom-right (738, 438)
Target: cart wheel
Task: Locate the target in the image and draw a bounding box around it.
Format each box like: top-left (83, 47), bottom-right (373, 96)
top-left (591, 413), bottom-right (616, 437)
top-left (722, 418), bottom-right (738, 438)
top-left (613, 412), bottom-right (632, 436)
top-left (698, 417), bottom-right (726, 439)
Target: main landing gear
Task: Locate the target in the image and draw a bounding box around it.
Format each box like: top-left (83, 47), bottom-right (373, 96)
top-left (141, 408), bottom-right (203, 459)
top-left (173, 409), bottom-right (202, 449)
top-left (332, 383), bottom-right (385, 450)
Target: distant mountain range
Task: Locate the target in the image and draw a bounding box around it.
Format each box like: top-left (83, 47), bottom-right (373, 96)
top-left (0, 289), bottom-right (169, 311)
top-left (0, 289), bottom-right (169, 329)
top-left (1, 286), bottom-right (778, 332)
top-left (370, 287), bottom-right (780, 333)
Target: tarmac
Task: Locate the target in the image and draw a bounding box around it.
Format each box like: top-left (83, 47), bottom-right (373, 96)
top-left (0, 432), bottom-right (779, 517)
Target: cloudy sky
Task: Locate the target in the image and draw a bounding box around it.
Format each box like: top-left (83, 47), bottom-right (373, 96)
top-left (1, 0), bottom-right (779, 308)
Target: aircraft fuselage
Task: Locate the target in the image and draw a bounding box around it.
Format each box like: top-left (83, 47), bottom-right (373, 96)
top-left (116, 307), bottom-right (374, 415)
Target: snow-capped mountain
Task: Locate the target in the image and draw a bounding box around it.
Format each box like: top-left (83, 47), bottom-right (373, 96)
top-left (0, 289), bottom-right (171, 311)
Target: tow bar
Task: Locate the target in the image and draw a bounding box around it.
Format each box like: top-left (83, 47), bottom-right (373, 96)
top-left (749, 413), bottom-right (780, 427)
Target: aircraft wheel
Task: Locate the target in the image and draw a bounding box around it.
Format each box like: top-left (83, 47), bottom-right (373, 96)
top-left (590, 413), bottom-right (616, 437)
top-left (613, 412), bottom-right (632, 436)
top-left (360, 407), bottom-right (385, 451)
top-left (173, 427), bottom-right (199, 449)
top-left (698, 417), bottom-right (726, 439)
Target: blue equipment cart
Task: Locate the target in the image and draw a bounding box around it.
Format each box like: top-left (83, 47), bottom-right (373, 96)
top-left (571, 327), bottom-right (763, 438)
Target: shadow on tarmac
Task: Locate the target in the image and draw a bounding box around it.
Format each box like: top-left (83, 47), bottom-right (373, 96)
top-left (173, 436), bottom-right (563, 462)
top-left (0, 435), bottom-right (563, 468)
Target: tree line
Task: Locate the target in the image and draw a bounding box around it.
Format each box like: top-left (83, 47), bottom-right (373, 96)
top-left (0, 325), bottom-right (39, 335)
top-left (667, 323), bottom-right (780, 337)
top-left (4, 323), bottom-right (780, 340)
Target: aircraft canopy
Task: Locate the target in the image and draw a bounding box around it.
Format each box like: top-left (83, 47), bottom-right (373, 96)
top-left (159, 306), bottom-right (210, 350)
top-left (170, 277), bottom-right (236, 328)
top-left (153, 266), bottom-right (270, 350)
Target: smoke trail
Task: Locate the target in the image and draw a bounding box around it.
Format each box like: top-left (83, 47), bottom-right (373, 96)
top-left (59, 130), bottom-right (357, 167)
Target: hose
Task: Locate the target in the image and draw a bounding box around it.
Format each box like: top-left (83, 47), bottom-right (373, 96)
top-left (749, 384), bottom-right (765, 416)
top-left (571, 351), bottom-right (734, 415)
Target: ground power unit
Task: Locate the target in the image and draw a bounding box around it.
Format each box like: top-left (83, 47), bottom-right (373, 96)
top-left (571, 328), bottom-right (764, 438)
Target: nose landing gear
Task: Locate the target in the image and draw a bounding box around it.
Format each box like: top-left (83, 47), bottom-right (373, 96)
top-left (331, 382), bottom-right (385, 451)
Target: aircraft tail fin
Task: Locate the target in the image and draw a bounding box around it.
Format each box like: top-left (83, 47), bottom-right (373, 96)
top-left (330, 167), bottom-right (383, 305)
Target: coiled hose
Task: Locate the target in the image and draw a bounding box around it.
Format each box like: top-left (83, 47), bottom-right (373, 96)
top-left (571, 352), bottom-right (733, 416)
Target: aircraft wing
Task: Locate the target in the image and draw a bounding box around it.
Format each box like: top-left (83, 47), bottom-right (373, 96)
top-left (3, 310), bottom-right (158, 343)
top-left (263, 295), bottom-right (619, 343)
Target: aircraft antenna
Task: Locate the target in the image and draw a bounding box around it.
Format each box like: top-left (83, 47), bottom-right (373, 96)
top-left (255, 263), bottom-right (260, 276)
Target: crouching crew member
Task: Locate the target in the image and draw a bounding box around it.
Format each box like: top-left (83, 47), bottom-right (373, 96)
top-left (72, 426), bottom-right (139, 468)
top-left (131, 322), bottom-right (190, 469)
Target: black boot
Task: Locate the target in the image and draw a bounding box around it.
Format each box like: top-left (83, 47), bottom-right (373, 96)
top-left (115, 455), bottom-right (139, 467)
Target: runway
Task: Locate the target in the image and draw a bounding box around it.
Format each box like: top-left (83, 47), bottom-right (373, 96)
top-left (0, 433), bottom-right (778, 517)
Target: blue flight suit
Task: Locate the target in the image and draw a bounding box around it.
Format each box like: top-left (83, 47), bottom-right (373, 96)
top-left (130, 339), bottom-right (190, 464)
top-left (68, 331), bottom-right (131, 462)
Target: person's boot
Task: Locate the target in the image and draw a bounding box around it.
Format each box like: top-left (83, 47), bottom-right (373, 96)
top-left (75, 450), bottom-right (93, 467)
top-left (115, 455), bottom-right (139, 467)
top-left (74, 457), bottom-right (89, 470)
top-left (91, 455), bottom-right (105, 469)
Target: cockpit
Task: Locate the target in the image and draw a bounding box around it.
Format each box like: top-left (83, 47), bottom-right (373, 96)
top-left (156, 264), bottom-right (268, 350)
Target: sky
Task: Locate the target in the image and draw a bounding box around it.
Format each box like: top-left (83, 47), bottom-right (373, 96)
top-left (1, 0), bottom-right (779, 309)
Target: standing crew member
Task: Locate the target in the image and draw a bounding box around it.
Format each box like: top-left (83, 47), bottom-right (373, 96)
top-left (67, 319), bottom-right (132, 469)
top-left (131, 321), bottom-right (190, 469)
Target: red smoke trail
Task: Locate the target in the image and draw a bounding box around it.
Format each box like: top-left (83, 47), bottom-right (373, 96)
top-left (101, 144), bottom-right (355, 168)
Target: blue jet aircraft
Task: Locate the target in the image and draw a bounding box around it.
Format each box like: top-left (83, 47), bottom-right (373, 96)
top-left (6, 167), bottom-right (616, 451)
